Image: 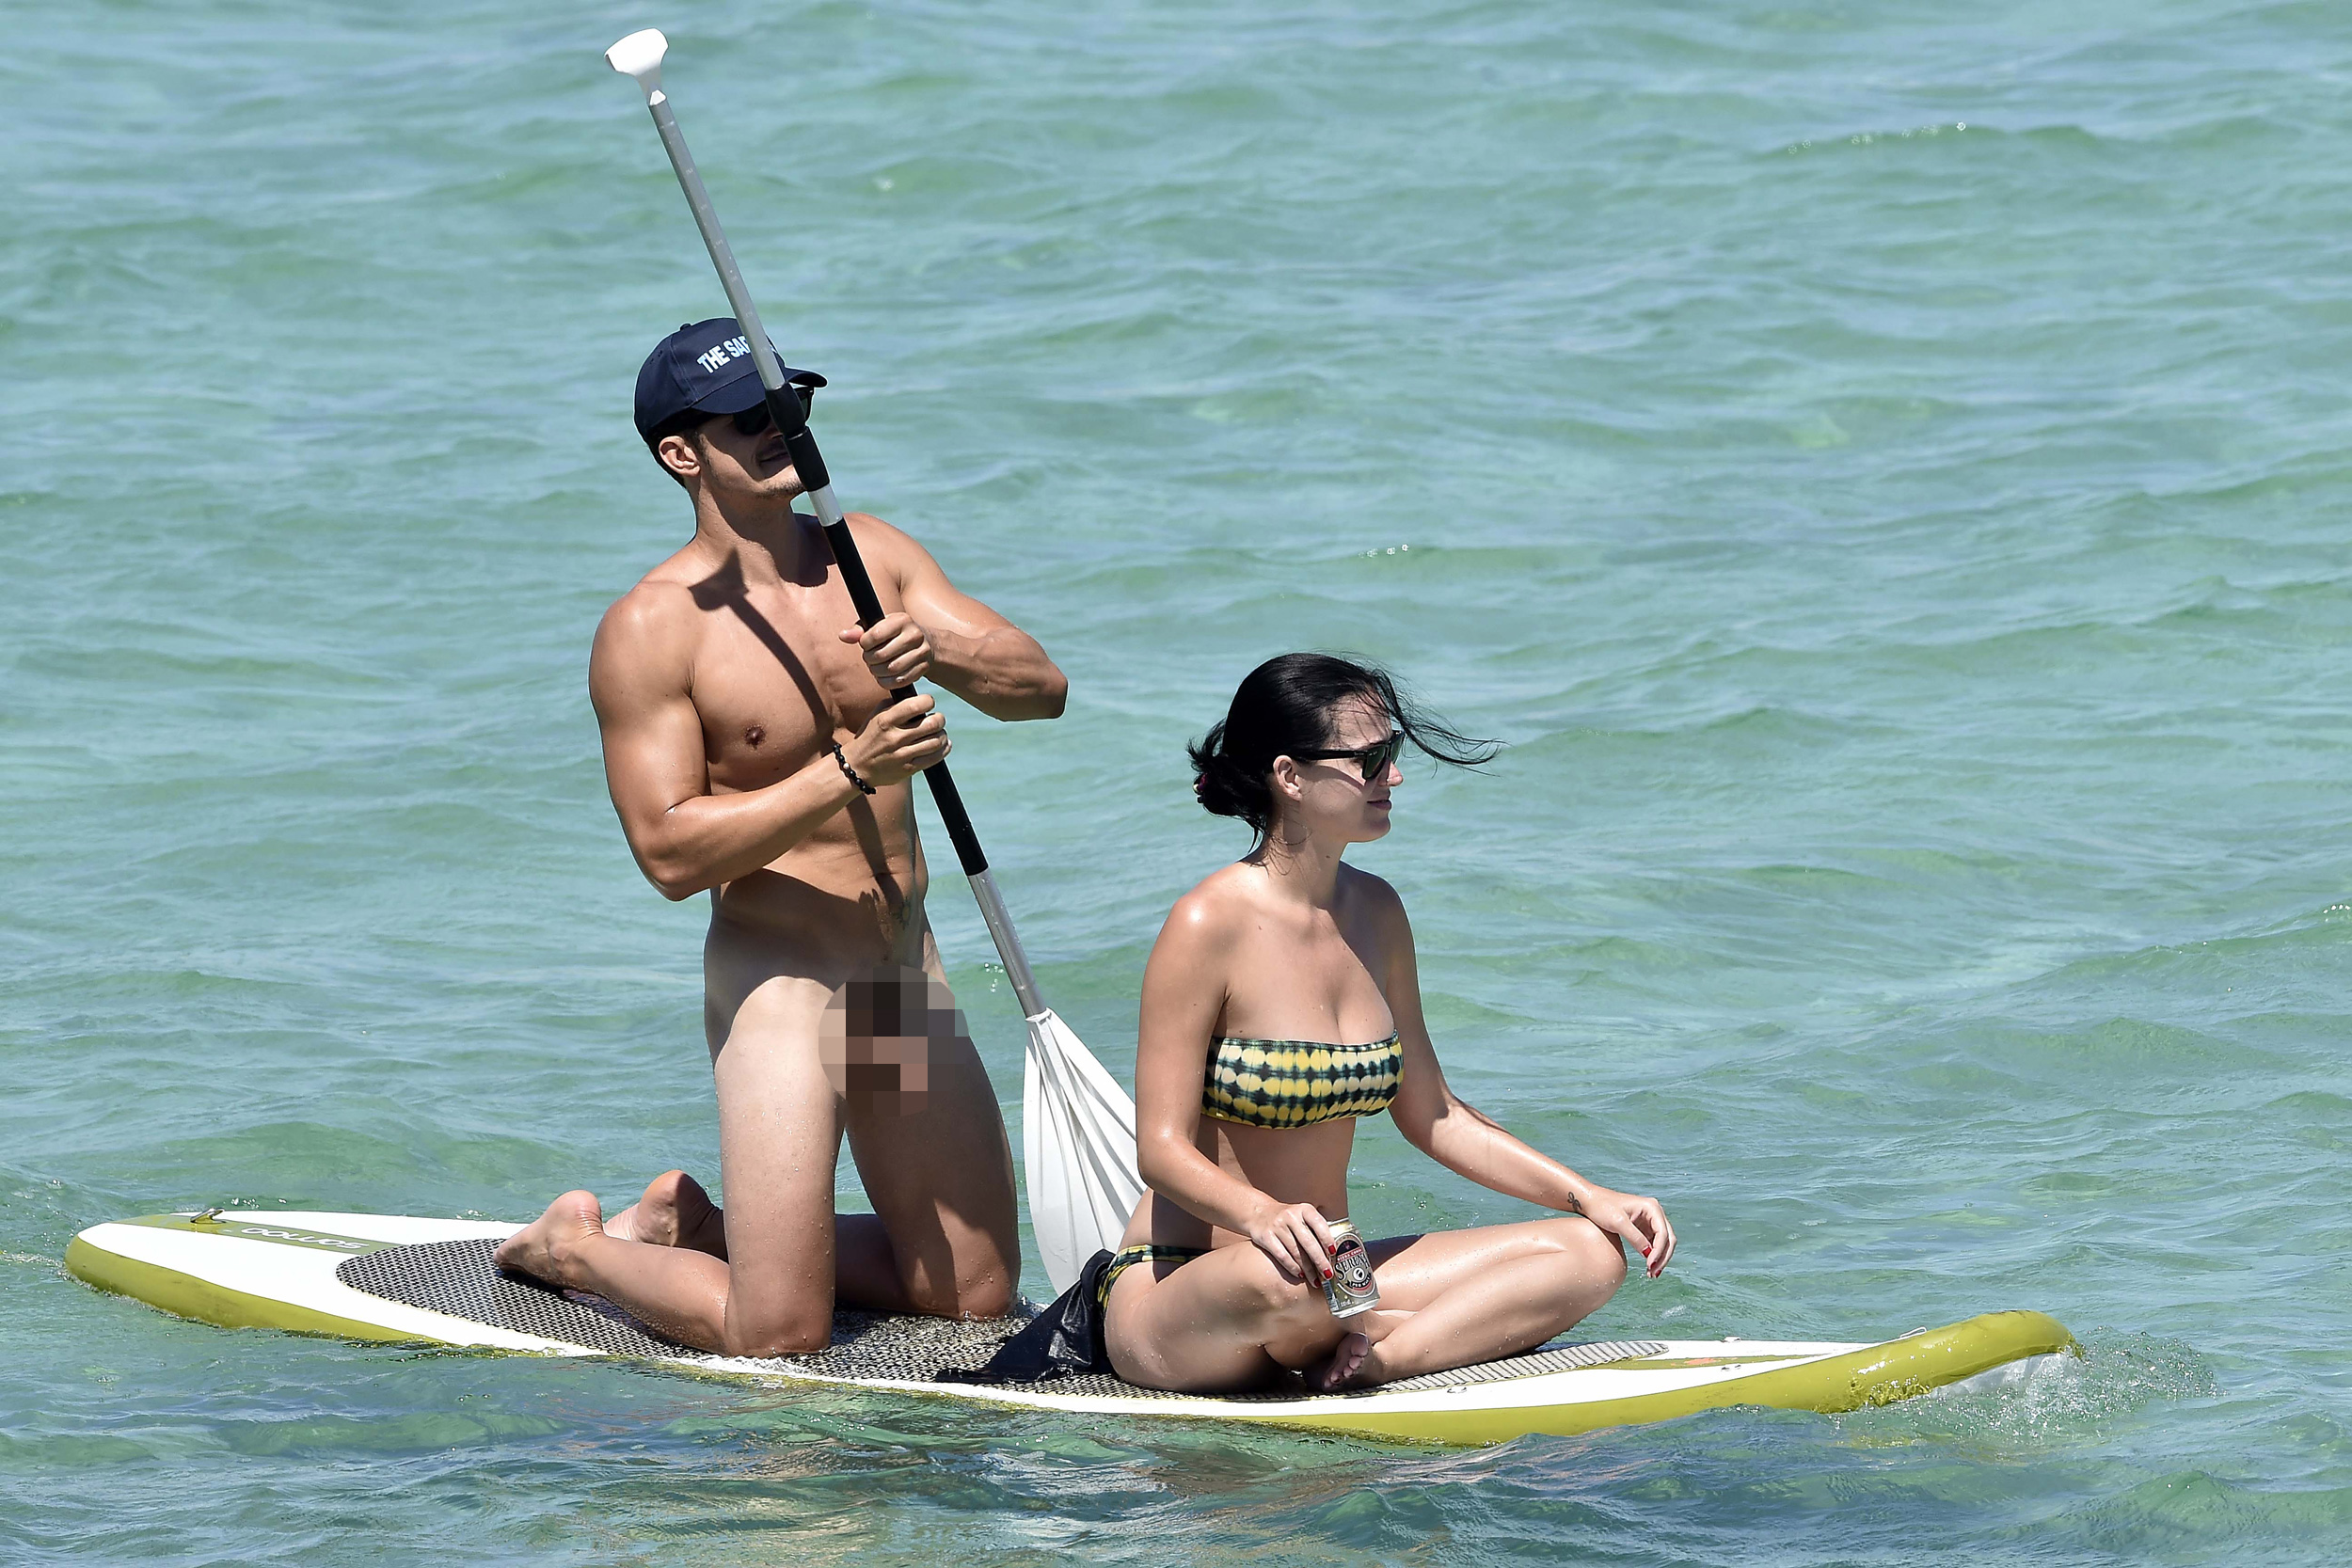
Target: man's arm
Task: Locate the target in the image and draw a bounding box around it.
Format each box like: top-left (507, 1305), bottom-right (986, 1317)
top-left (834, 513), bottom-right (1069, 721)
top-left (590, 584), bottom-right (949, 900)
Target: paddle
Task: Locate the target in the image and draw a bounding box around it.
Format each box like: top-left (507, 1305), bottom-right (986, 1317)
top-left (605, 29), bottom-right (1143, 1294)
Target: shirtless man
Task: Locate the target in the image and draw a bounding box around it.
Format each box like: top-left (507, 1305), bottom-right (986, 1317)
top-left (495, 318), bottom-right (1067, 1355)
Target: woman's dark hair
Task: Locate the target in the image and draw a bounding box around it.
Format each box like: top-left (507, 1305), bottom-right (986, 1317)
top-left (1187, 653), bottom-right (1499, 835)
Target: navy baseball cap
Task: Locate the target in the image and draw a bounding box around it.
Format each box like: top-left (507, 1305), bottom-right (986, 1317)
top-left (634, 317), bottom-right (826, 445)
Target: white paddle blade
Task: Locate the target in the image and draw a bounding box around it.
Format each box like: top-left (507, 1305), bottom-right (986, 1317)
top-left (1022, 1009), bottom-right (1145, 1296)
top-left (605, 29), bottom-right (668, 99)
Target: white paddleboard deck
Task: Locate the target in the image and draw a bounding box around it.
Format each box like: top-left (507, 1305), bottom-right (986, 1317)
top-left (68, 1212), bottom-right (2074, 1446)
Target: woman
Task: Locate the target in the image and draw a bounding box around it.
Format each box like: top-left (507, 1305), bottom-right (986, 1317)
top-left (1102, 654), bottom-right (1675, 1393)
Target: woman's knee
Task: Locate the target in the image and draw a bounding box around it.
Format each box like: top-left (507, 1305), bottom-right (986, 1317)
top-left (1238, 1256), bottom-right (1327, 1327)
top-left (1548, 1215), bottom-right (1629, 1290)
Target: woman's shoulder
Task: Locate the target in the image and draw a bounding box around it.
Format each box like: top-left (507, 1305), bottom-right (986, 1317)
top-left (1336, 862), bottom-right (1407, 919)
top-left (1165, 863), bottom-right (1260, 932)
top-left (1146, 870), bottom-right (1256, 976)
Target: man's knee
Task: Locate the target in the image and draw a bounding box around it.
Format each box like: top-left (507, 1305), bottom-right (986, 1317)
top-left (960, 1255), bottom-right (1019, 1319)
top-left (952, 1273), bottom-right (1019, 1321)
top-left (724, 1320), bottom-right (832, 1358)
top-left (903, 1261), bottom-right (1017, 1321)
top-left (722, 1292), bottom-right (834, 1358)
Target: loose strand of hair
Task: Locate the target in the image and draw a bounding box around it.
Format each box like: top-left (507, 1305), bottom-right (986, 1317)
top-left (1350, 661), bottom-right (1502, 770)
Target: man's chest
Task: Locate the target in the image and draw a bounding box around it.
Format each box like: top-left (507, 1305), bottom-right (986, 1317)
top-left (688, 579), bottom-right (900, 779)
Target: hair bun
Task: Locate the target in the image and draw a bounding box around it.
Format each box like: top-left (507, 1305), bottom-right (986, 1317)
top-left (1185, 721), bottom-right (1272, 829)
top-left (1193, 752), bottom-right (1265, 824)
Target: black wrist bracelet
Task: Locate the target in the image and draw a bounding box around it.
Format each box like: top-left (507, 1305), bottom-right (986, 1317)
top-left (828, 740), bottom-right (877, 796)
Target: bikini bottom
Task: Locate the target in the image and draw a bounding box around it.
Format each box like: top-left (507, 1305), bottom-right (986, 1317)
top-left (1096, 1243), bottom-right (1209, 1305)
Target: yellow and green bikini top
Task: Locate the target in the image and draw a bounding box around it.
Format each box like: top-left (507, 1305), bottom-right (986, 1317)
top-left (1201, 1031), bottom-right (1403, 1129)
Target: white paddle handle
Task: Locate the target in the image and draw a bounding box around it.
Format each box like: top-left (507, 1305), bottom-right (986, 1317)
top-left (604, 30), bottom-right (668, 101)
top-left (607, 30), bottom-right (797, 412)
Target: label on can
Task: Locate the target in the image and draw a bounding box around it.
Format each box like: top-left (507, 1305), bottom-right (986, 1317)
top-left (1324, 1221), bottom-right (1379, 1319)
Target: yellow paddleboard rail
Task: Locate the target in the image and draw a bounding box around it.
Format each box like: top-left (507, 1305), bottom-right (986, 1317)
top-left (1269, 1309), bottom-right (2077, 1444)
top-left (66, 1232), bottom-right (421, 1346)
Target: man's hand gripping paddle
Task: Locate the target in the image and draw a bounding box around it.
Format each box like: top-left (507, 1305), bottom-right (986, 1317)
top-left (606, 30), bottom-right (1142, 1296)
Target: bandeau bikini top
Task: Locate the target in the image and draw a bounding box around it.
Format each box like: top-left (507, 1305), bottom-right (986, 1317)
top-left (1201, 1032), bottom-right (1403, 1129)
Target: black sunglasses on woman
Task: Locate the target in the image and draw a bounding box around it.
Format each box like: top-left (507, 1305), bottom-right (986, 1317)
top-left (1292, 730), bottom-right (1406, 783)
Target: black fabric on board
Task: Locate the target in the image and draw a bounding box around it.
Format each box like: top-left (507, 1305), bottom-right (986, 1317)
top-left (936, 1249), bottom-right (1115, 1384)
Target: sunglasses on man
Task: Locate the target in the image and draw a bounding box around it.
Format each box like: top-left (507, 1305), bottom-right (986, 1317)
top-left (711, 385), bottom-right (815, 436)
top-left (1293, 730), bottom-right (1406, 783)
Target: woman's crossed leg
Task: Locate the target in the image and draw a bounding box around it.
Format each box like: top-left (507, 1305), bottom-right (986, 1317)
top-left (1105, 1213), bottom-right (1626, 1392)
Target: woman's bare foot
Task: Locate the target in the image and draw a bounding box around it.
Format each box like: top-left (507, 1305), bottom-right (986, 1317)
top-left (1308, 1331), bottom-right (1375, 1391)
top-left (493, 1191), bottom-right (606, 1287)
top-left (604, 1170), bottom-right (725, 1258)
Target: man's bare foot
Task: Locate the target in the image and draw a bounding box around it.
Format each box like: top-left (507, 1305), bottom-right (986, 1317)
top-left (493, 1191), bottom-right (606, 1287)
top-left (1308, 1331), bottom-right (1375, 1392)
top-left (604, 1170), bottom-right (725, 1258)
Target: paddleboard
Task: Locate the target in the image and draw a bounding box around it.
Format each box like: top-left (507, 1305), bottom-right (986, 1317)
top-left (67, 1211), bottom-right (2074, 1446)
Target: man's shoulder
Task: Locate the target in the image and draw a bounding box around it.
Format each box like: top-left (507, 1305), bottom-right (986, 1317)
top-left (840, 509), bottom-right (908, 543)
top-left (840, 511), bottom-right (937, 578)
top-left (590, 562), bottom-right (707, 691)
top-left (601, 550), bottom-right (711, 637)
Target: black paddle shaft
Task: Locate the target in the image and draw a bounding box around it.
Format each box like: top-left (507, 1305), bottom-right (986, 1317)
top-left (762, 384), bottom-right (991, 880)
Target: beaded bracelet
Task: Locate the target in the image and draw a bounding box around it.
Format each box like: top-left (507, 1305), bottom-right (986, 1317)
top-left (828, 740), bottom-right (877, 796)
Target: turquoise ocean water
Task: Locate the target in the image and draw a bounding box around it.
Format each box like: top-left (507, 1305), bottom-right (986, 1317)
top-left (7, 0), bottom-right (2351, 1560)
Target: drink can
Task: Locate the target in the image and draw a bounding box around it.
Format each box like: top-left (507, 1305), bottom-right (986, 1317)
top-left (1323, 1220), bottom-right (1379, 1319)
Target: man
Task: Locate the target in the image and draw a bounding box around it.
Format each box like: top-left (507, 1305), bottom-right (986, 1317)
top-left (495, 319), bottom-right (1067, 1355)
